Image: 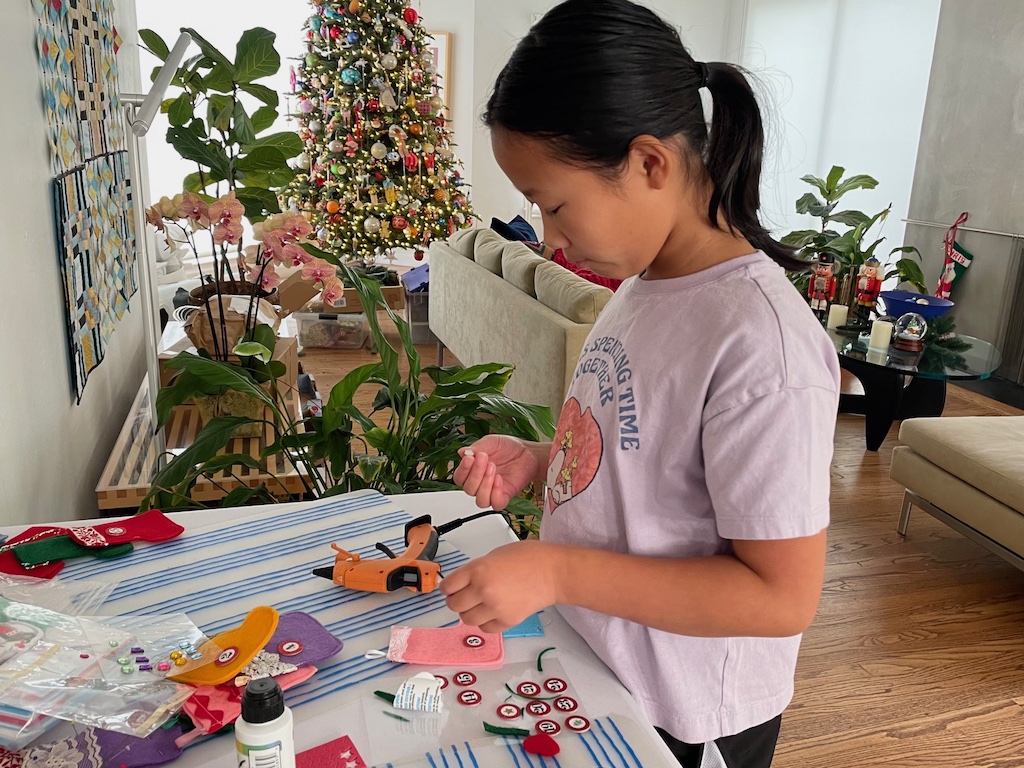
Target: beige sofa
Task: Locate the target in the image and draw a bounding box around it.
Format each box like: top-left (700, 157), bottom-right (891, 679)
top-left (429, 228), bottom-right (613, 419)
top-left (891, 416), bottom-right (1024, 570)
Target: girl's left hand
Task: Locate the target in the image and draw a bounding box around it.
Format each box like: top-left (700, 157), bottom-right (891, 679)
top-left (440, 540), bottom-right (562, 634)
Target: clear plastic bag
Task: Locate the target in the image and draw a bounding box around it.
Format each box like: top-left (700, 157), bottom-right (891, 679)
top-left (0, 598), bottom-right (203, 749)
top-left (0, 573), bottom-right (116, 615)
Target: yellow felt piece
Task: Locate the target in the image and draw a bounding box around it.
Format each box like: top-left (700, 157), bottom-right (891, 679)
top-left (169, 606), bottom-right (279, 686)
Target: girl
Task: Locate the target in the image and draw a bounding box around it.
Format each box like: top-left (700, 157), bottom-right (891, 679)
top-left (439, 1), bottom-right (840, 766)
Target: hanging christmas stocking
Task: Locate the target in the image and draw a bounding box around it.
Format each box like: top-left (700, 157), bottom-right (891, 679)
top-left (935, 211), bottom-right (974, 300)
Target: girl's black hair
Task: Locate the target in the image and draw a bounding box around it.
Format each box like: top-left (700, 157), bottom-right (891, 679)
top-left (483, 0), bottom-right (805, 271)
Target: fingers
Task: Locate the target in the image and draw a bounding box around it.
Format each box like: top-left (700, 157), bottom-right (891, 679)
top-left (458, 451), bottom-right (498, 508)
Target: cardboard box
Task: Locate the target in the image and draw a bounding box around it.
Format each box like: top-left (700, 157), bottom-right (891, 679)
top-left (274, 266), bottom-right (322, 317)
top-left (313, 285), bottom-right (406, 314)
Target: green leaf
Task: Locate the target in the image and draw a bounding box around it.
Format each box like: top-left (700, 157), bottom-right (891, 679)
top-left (240, 83), bottom-right (280, 108)
top-left (233, 341), bottom-right (272, 362)
top-left (234, 187), bottom-right (281, 219)
top-left (232, 101), bottom-right (257, 146)
top-left (181, 27), bottom-right (236, 73)
top-left (324, 362), bottom-right (383, 433)
top-left (235, 28), bottom-right (280, 84)
top-left (139, 29), bottom-right (170, 61)
top-left (164, 352), bottom-right (276, 409)
top-left (780, 229), bottom-right (820, 249)
top-left (167, 93), bottom-right (193, 128)
top-left (207, 94), bottom-right (234, 133)
top-left (834, 174), bottom-right (879, 197)
top-left (204, 63), bottom-right (236, 93)
top-left (183, 169), bottom-right (225, 193)
top-left (799, 174), bottom-right (828, 199)
top-left (824, 165), bottom-right (845, 196)
top-left (236, 146), bottom-right (289, 173)
top-left (147, 417), bottom-right (250, 495)
top-left (167, 121), bottom-right (232, 178)
top-left (250, 106), bottom-right (279, 134)
top-left (828, 210), bottom-right (871, 228)
top-left (244, 132), bottom-right (303, 158)
top-left (238, 169), bottom-right (295, 190)
top-left (795, 192), bottom-right (829, 218)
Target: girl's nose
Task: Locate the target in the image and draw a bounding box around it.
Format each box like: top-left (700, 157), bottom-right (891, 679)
top-left (540, 216), bottom-right (568, 250)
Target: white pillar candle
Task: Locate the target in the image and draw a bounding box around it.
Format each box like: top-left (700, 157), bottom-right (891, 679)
top-left (826, 304), bottom-right (848, 329)
top-left (868, 319), bottom-right (894, 349)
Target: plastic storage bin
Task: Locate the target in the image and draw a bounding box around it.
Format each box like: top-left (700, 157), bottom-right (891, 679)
top-left (294, 312), bottom-right (368, 349)
top-left (403, 289), bottom-right (438, 345)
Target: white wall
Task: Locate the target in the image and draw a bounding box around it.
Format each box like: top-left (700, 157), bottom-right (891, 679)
top-left (740, 0), bottom-right (941, 248)
top-left (0, 2), bottom-right (145, 526)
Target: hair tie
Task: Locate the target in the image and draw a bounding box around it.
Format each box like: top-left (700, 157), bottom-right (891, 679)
top-left (696, 61), bottom-right (710, 89)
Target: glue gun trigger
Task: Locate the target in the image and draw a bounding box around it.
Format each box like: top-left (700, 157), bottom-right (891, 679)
top-left (376, 541), bottom-right (399, 559)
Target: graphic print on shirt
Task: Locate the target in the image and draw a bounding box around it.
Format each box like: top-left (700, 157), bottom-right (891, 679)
top-left (546, 397), bottom-right (603, 512)
top-left (546, 334), bottom-right (640, 514)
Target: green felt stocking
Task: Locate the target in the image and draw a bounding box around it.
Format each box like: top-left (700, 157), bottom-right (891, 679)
top-left (12, 535), bottom-right (134, 567)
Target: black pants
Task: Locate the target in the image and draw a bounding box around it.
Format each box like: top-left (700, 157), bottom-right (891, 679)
top-left (657, 714), bottom-right (782, 768)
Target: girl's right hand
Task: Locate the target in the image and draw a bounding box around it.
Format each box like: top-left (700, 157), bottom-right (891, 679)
top-left (454, 435), bottom-right (541, 510)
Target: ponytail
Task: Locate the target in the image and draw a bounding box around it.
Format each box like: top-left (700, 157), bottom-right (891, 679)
top-left (485, 0), bottom-right (804, 272)
top-left (703, 64), bottom-right (806, 270)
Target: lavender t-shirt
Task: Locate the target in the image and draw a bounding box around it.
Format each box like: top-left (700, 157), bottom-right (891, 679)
top-left (541, 252), bottom-right (840, 744)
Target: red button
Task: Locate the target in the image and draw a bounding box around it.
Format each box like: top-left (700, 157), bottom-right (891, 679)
top-left (278, 640), bottom-right (303, 656)
top-left (516, 681), bottom-right (541, 697)
top-left (565, 715), bottom-right (591, 733)
top-left (544, 677), bottom-right (567, 693)
top-left (214, 647), bottom-right (238, 666)
top-left (553, 696), bottom-right (578, 713)
top-left (433, 674), bottom-right (449, 689)
top-left (454, 671), bottom-right (477, 686)
top-left (535, 719), bottom-right (561, 735)
top-left (497, 703), bottom-right (521, 720)
top-left (457, 690), bottom-right (482, 706)
top-left (464, 634), bottom-right (485, 648)
top-left (526, 700), bottom-right (551, 717)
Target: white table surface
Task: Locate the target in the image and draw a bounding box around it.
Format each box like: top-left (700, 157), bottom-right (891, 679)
top-left (1, 491), bottom-right (677, 766)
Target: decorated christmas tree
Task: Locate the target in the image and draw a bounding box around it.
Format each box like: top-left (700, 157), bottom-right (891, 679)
top-left (285, 0), bottom-right (474, 263)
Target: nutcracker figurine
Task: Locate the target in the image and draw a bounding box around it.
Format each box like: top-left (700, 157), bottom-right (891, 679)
top-left (853, 256), bottom-right (882, 324)
top-left (807, 253), bottom-right (837, 321)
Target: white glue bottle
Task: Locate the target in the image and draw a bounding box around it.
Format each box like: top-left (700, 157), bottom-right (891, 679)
top-left (235, 678), bottom-right (296, 768)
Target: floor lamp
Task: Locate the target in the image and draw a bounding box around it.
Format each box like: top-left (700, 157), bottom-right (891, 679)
top-left (120, 31), bottom-right (193, 471)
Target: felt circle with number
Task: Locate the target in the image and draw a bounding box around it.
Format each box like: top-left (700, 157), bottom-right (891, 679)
top-left (526, 701), bottom-right (551, 716)
top-left (497, 704), bottom-right (522, 720)
top-left (457, 690), bottom-right (482, 706)
top-left (454, 672), bottom-right (477, 686)
top-left (464, 635), bottom-right (485, 647)
top-left (517, 681), bottom-right (542, 697)
top-left (544, 677), bottom-right (567, 693)
top-left (535, 719), bottom-right (561, 735)
top-left (214, 647), bottom-right (238, 666)
top-left (433, 675), bottom-right (449, 689)
top-left (553, 696), bottom-right (578, 712)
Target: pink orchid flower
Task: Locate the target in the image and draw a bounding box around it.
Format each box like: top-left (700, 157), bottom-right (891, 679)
top-left (283, 214), bottom-right (313, 240)
top-left (256, 265), bottom-right (281, 290)
top-left (261, 230), bottom-right (287, 264)
top-left (302, 259), bottom-right (337, 285)
top-left (283, 242), bottom-right (312, 267)
top-left (180, 193), bottom-right (211, 228)
top-left (321, 278), bottom-right (345, 305)
top-left (209, 192), bottom-right (245, 245)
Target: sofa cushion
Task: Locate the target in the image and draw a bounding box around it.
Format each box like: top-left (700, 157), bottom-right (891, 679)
top-left (447, 227), bottom-right (481, 258)
top-left (502, 245), bottom-right (547, 297)
top-left (898, 416), bottom-right (1024, 514)
top-left (473, 229), bottom-right (507, 275)
top-left (534, 260), bottom-right (614, 323)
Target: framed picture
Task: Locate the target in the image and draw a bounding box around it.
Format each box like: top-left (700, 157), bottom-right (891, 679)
top-left (426, 31), bottom-right (451, 114)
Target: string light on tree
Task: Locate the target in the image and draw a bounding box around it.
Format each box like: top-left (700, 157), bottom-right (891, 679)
top-left (286, 0), bottom-right (475, 264)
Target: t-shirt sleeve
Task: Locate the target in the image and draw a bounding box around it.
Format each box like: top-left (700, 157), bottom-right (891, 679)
top-left (702, 385), bottom-right (836, 539)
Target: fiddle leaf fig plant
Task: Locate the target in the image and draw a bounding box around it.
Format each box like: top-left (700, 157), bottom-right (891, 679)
top-left (139, 26), bottom-right (301, 221)
top-left (143, 262), bottom-right (555, 533)
top-left (783, 166), bottom-right (927, 295)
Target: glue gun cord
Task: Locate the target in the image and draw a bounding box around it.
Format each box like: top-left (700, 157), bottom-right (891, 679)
top-left (435, 508), bottom-right (508, 536)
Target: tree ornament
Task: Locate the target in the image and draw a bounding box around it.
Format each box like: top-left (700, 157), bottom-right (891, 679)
top-left (326, 200), bottom-right (341, 214)
top-left (416, 100), bottom-right (433, 116)
top-left (328, 139), bottom-right (345, 153)
top-left (296, 153), bottom-right (311, 170)
top-left (409, 123), bottom-right (423, 136)
top-left (305, 53), bottom-right (317, 67)
top-left (381, 53), bottom-right (399, 70)
top-left (404, 153), bottom-right (419, 171)
top-left (408, 225), bottom-right (419, 239)
top-left (367, 98), bottom-right (381, 112)
top-left (387, 151), bottom-right (401, 163)
top-left (370, 142), bottom-right (388, 160)
top-left (341, 68), bottom-right (361, 85)
top-left (404, 7), bottom-right (419, 24)
top-left (348, 0), bottom-right (360, 12)
top-left (309, 120), bottom-right (323, 133)
top-left (414, 249), bottom-right (425, 261)
top-left (319, 73), bottom-right (331, 85)
top-left (433, 189), bottom-right (448, 202)
top-left (411, 70), bottom-right (423, 84)
top-left (298, 99), bottom-right (315, 114)
top-left (430, 95), bottom-right (444, 111)
top-left (391, 215), bottom-right (408, 230)
top-left (346, 30), bottom-right (359, 44)
top-left (363, 216), bottom-right (382, 234)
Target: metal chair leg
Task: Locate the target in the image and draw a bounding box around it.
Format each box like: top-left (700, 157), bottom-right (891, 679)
top-left (897, 491), bottom-right (913, 536)
top-left (436, 342), bottom-right (445, 367)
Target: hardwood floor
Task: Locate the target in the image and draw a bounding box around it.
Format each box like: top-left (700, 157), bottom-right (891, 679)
top-left (301, 319), bottom-right (1024, 767)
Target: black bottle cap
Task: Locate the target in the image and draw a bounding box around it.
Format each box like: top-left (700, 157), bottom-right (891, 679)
top-left (240, 677), bottom-right (285, 724)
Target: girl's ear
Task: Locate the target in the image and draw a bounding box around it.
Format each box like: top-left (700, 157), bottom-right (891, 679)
top-left (628, 135), bottom-right (675, 191)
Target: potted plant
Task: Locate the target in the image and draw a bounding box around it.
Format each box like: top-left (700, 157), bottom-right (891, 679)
top-left (143, 262), bottom-right (555, 533)
top-left (782, 166), bottom-right (927, 301)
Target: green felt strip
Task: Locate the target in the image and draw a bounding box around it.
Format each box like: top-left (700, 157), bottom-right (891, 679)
top-left (484, 721), bottom-right (530, 737)
top-left (373, 690), bottom-right (396, 704)
top-left (12, 536), bottom-right (134, 566)
top-left (536, 646), bottom-right (556, 672)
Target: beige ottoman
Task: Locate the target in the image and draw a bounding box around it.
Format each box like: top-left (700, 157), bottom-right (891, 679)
top-left (890, 416), bottom-right (1024, 570)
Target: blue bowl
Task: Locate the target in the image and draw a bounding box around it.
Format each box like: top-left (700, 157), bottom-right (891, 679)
top-left (879, 290), bottom-right (954, 321)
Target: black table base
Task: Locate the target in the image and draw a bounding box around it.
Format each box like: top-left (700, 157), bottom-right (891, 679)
top-left (838, 357), bottom-right (947, 450)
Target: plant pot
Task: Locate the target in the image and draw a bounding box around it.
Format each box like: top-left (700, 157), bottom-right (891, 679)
top-left (188, 280), bottom-right (278, 307)
top-left (193, 390), bottom-right (267, 438)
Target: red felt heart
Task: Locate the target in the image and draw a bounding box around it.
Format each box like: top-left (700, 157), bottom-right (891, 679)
top-left (523, 733), bottom-right (560, 757)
